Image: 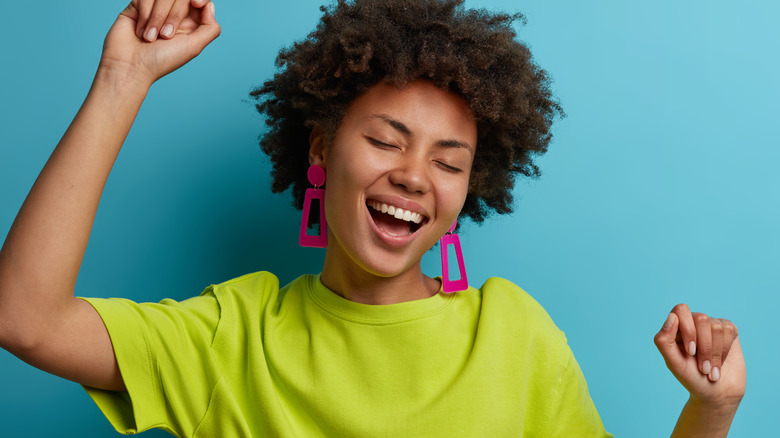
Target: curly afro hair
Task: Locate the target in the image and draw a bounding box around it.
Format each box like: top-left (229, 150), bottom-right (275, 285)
top-left (250, 0), bottom-right (563, 223)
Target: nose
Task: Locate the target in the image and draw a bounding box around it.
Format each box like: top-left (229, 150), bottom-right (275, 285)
top-left (388, 155), bottom-right (431, 194)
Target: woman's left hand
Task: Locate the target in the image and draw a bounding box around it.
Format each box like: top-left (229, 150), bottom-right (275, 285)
top-left (654, 304), bottom-right (746, 410)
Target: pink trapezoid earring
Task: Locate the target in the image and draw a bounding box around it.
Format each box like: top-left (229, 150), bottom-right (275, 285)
top-left (440, 218), bottom-right (468, 293)
top-left (299, 164), bottom-right (328, 248)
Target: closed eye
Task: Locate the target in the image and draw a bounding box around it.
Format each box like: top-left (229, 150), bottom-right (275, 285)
top-left (436, 161), bottom-right (462, 173)
top-left (366, 136), bottom-right (399, 150)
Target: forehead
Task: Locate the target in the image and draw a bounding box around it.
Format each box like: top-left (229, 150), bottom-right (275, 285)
top-left (339, 80), bottom-right (477, 146)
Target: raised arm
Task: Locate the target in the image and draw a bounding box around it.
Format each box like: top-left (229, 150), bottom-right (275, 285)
top-left (0, 0), bottom-right (219, 391)
top-left (655, 304), bottom-right (746, 437)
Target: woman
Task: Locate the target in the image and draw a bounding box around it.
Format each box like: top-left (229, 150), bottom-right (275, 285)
top-left (0, 0), bottom-right (744, 436)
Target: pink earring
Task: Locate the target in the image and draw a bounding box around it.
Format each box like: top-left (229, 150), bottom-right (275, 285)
top-left (440, 219), bottom-right (468, 293)
top-left (299, 165), bottom-right (327, 248)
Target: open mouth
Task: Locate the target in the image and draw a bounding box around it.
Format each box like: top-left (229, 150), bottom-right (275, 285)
top-left (367, 200), bottom-right (427, 236)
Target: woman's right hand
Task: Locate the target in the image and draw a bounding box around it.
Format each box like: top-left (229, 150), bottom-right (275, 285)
top-left (100, 0), bottom-right (220, 88)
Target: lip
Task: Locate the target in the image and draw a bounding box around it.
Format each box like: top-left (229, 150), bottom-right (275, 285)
top-left (364, 195), bottom-right (430, 248)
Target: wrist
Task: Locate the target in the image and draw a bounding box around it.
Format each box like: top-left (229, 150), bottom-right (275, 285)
top-left (81, 63), bottom-right (151, 132)
top-left (687, 394), bottom-right (742, 417)
top-left (95, 59), bottom-right (155, 95)
top-left (672, 396), bottom-right (741, 438)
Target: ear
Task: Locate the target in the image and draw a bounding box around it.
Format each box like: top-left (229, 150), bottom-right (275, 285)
top-left (308, 126), bottom-right (327, 167)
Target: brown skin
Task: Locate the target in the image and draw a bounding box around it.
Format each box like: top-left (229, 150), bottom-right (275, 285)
top-left (654, 305), bottom-right (745, 436)
top-left (0, 2), bottom-right (744, 436)
top-left (311, 80), bottom-right (476, 304)
top-left (0, 0), bottom-right (219, 392)
top-left (251, 0), bottom-right (563, 224)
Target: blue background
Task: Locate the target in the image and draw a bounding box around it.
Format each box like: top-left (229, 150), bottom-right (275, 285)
top-left (1, 0), bottom-right (777, 436)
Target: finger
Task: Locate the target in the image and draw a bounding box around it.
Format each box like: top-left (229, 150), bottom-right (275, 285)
top-left (120, 3), bottom-right (140, 21)
top-left (135, 0), bottom-right (154, 39)
top-left (160, 0), bottom-right (196, 39)
top-left (191, 0), bottom-right (210, 7)
top-left (654, 312), bottom-right (686, 369)
top-left (672, 303), bottom-right (697, 356)
top-left (718, 318), bottom-right (738, 365)
top-left (143, 0), bottom-right (176, 42)
top-left (693, 312), bottom-right (713, 376)
top-left (186, 1), bottom-right (220, 53)
top-left (709, 318), bottom-right (724, 382)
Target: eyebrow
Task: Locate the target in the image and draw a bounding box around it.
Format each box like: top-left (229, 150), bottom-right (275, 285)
top-left (370, 114), bottom-right (474, 152)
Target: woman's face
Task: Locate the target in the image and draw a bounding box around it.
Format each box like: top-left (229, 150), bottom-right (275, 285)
top-left (311, 80), bottom-right (477, 280)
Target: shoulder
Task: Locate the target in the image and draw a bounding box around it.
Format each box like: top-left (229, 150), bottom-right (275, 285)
top-left (477, 277), bottom-right (558, 327)
top-left (206, 272), bottom-right (315, 325)
top-left (475, 277), bottom-right (569, 355)
top-left (471, 279), bottom-right (610, 436)
top-left (477, 276), bottom-right (539, 302)
top-left (206, 271), bottom-right (282, 306)
top-left (211, 270), bottom-right (282, 292)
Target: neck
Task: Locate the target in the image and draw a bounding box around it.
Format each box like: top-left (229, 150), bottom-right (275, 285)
top-left (320, 251), bottom-right (440, 305)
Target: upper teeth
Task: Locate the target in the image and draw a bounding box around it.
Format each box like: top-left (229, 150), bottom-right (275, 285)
top-left (369, 201), bottom-right (424, 224)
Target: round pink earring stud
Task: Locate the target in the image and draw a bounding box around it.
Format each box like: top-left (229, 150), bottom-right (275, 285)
top-left (307, 164), bottom-right (326, 187)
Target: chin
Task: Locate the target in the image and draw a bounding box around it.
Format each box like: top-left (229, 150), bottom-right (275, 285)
top-left (352, 245), bottom-right (426, 280)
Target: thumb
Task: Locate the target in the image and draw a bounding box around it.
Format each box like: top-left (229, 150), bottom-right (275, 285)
top-left (188, 2), bottom-right (221, 54)
top-left (654, 312), bottom-right (685, 369)
top-left (119, 3), bottom-right (139, 21)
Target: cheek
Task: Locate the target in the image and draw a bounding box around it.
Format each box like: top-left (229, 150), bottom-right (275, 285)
top-left (333, 148), bottom-right (388, 187)
top-left (441, 176), bottom-right (470, 210)
top-left (323, 152), bottom-right (378, 212)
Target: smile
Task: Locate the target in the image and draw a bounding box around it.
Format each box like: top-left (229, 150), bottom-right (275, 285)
top-left (367, 200), bottom-right (427, 236)
top-left (368, 201), bottom-right (424, 224)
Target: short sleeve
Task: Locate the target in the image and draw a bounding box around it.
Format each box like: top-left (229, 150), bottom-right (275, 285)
top-left (548, 350), bottom-right (613, 437)
top-left (79, 289), bottom-right (222, 437)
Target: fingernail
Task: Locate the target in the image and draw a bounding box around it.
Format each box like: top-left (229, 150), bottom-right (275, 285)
top-left (145, 26), bottom-right (158, 41)
top-left (663, 313), bottom-right (674, 330)
top-left (711, 367), bottom-right (720, 381)
top-left (688, 341), bottom-right (696, 356)
top-left (160, 24), bottom-right (174, 38)
top-left (210, 2), bottom-right (216, 15)
top-left (702, 360), bottom-right (711, 374)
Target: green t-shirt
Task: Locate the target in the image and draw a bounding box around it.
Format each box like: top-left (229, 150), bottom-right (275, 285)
top-left (81, 272), bottom-right (612, 437)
